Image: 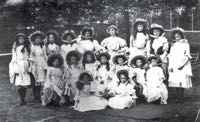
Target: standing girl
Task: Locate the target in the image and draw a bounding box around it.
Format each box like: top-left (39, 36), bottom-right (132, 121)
top-left (46, 30), bottom-right (60, 56)
top-left (72, 72), bottom-right (108, 112)
top-left (9, 33), bottom-right (32, 106)
top-left (129, 18), bottom-right (148, 59)
top-left (168, 28), bottom-right (192, 103)
top-left (60, 30), bottom-right (78, 66)
top-left (29, 30), bottom-right (47, 102)
top-left (42, 54), bottom-right (66, 106)
top-left (77, 27), bottom-right (103, 54)
top-left (101, 25), bottom-right (127, 59)
top-left (64, 50), bottom-right (82, 101)
top-left (108, 70), bottom-right (137, 109)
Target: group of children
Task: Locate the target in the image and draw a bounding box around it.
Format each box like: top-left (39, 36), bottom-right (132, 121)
top-left (9, 18), bottom-right (193, 112)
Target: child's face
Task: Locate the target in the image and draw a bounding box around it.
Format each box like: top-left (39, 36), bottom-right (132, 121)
top-left (66, 35), bottom-right (73, 42)
top-left (82, 74), bottom-right (90, 83)
top-left (120, 74), bottom-right (127, 83)
top-left (35, 36), bottom-right (42, 43)
top-left (137, 24), bottom-right (144, 31)
top-left (70, 56), bottom-right (77, 64)
top-left (48, 34), bottom-right (55, 43)
top-left (136, 59), bottom-right (143, 68)
top-left (117, 57), bottom-right (124, 65)
top-left (86, 54), bottom-right (92, 63)
top-left (153, 29), bottom-right (160, 37)
top-left (174, 33), bottom-right (182, 41)
top-left (53, 59), bottom-right (60, 67)
top-left (18, 36), bottom-right (25, 44)
top-left (150, 59), bottom-right (157, 67)
top-left (109, 28), bottom-right (116, 36)
top-left (84, 31), bottom-right (91, 38)
top-left (100, 56), bottom-right (107, 64)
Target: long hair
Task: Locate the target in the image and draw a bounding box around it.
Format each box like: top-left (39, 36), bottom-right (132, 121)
top-left (14, 36), bottom-right (31, 54)
top-left (117, 72), bottom-right (129, 86)
top-left (133, 24), bottom-right (147, 39)
top-left (82, 51), bottom-right (96, 70)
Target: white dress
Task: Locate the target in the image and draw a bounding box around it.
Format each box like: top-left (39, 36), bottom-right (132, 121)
top-left (60, 43), bottom-right (78, 67)
top-left (83, 62), bottom-right (98, 77)
top-left (31, 45), bottom-right (47, 84)
top-left (77, 39), bottom-right (103, 54)
top-left (146, 36), bottom-right (168, 63)
top-left (129, 68), bottom-right (146, 85)
top-left (101, 36), bottom-right (127, 57)
top-left (145, 66), bottom-right (168, 104)
top-left (46, 43), bottom-right (60, 56)
top-left (74, 82), bottom-right (108, 112)
top-left (168, 39), bottom-right (193, 88)
top-left (108, 83), bottom-right (136, 109)
top-left (129, 33), bottom-right (148, 59)
top-left (9, 45), bottom-right (32, 86)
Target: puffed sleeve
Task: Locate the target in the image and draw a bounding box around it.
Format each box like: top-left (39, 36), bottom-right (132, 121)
top-left (129, 35), bottom-right (135, 47)
top-left (146, 40), bottom-right (151, 57)
top-left (100, 38), bottom-right (107, 49)
top-left (93, 40), bottom-right (104, 52)
top-left (119, 38), bottom-right (127, 49)
top-left (162, 37), bottom-right (169, 52)
top-left (184, 41), bottom-right (192, 59)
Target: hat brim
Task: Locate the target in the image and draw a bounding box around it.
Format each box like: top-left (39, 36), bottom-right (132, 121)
top-left (130, 55), bottom-right (147, 67)
top-left (147, 55), bottom-right (162, 63)
top-left (149, 27), bottom-right (164, 35)
top-left (47, 54), bottom-right (64, 67)
top-left (66, 50), bottom-right (82, 63)
top-left (78, 71), bottom-right (94, 83)
top-left (106, 25), bottom-right (119, 34)
top-left (15, 33), bottom-right (27, 42)
top-left (133, 21), bottom-right (147, 30)
top-left (81, 28), bottom-right (94, 39)
top-left (116, 69), bottom-right (129, 79)
top-left (112, 54), bottom-right (127, 64)
top-left (61, 32), bottom-right (76, 42)
top-left (170, 29), bottom-right (184, 40)
top-left (96, 52), bottom-right (111, 61)
top-left (30, 32), bottom-right (46, 43)
top-left (46, 30), bottom-right (59, 41)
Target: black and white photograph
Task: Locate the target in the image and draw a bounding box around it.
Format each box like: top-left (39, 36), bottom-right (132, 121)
top-left (0, 0), bottom-right (199, 122)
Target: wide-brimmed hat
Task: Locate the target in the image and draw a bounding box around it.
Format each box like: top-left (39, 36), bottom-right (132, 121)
top-left (78, 71), bottom-right (94, 83)
top-left (61, 30), bottom-right (76, 43)
top-left (46, 30), bottom-right (59, 42)
top-left (66, 50), bottom-right (82, 63)
top-left (133, 18), bottom-right (148, 30)
top-left (15, 33), bottom-right (27, 42)
top-left (170, 27), bottom-right (185, 40)
top-left (147, 55), bottom-right (162, 63)
top-left (107, 25), bottom-right (119, 34)
top-left (29, 30), bottom-right (46, 43)
top-left (112, 54), bottom-right (127, 64)
top-left (130, 55), bottom-right (147, 67)
top-left (149, 23), bottom-right (164, 36)
top-left (47, 54), bottom-right (64, 67)
top-left (81, 27), bottom-right (95, 39)
top-left (96, 51), bottom-right (111, 61)
top-left (116, 69), bottom-right (129, 80)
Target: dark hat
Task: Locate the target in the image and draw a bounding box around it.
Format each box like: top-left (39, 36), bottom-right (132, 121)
top-left (170, 27), bottom-right (185, 40)
top-left (78, 71), bottom-right (94, 83)
top-left (112, 54), bottom-right (127, 64)
top-left (15, 33), bottom-right (27, 42)
top-left (96, 51), bottom-right (111, 61)
top-left (47, 54), bottom-right (64, 67)
top-left (81, 27), bottom-right (94, 39)
top-left (66, 50), bottom-right (82, 63)
top-left (149, 23), bottom-right (164, 36)
top-left (29, 30), bottom-right (46, 43)
top-left (133, 18), bottom-right (148, 30)
top-left (46, 30), bottom-right (59, 42)
top-left (61, 30), bottom-right (76, 42)
top-left (116, 69), bottom-right (129, 79)
top-left (107, 25), bottom-right (119, 34)
top-left (147, 55), bottom-right (162, 63)
top-left (130, 55), bottom-right (147, 67)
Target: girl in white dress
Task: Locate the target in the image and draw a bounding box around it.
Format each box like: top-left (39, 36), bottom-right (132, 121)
top-left (168, 27), bottom-right (192, 103)
top-left (146, 24), bottom-right (169, 75)
top-left (46, 30), bottom-right (60, 56)
top-left (112, 53), bottom-right (129, 74)
top-left (29, 31), bottom-right (47, 102)
top-left (64, 50), bottom-right (83, 101)
top-left (108, 70), bottom-right (136, 109)
top-left (101, 25), bottom-right (128, 59)
top-left (72, 72), bottom-right (108, 112)
top-left (145, 55), bottom-right (168, 104)
top-left (77, 27), bottom-right (103, 54)
top-left (95, 51), bottom-right (113, 98)
top-left (60, 30), bottom-right (78, 67)
top-left (42, 54), bottom-right (66, 106)
top-left (9, 33), bottom-right (32, 106)
top-left (129, 55), bottom-right (147, 99)
top-left (82, 50), bottom-right (98, 76)
top-left (129, 18), bottom-right (148, 59)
